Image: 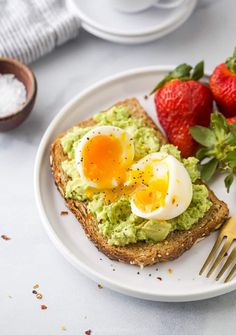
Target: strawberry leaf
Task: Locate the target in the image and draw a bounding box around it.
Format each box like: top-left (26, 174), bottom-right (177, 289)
top-left (190, 126), bottom-right (216, 147)
top-left (228, 123), bottom-right (236, 132)
top-left (224, 173), bottom-right (234, 193)
top-left (171, 64), bottom-right (192, 79)
top-left (150, 62), bottom-right (201, 94)
top-left (149, 75), bottom-right (172, 95)
top-left (226, 47), bottom-right (236, 74)
top-left (226, 150), bottom-right (236, 169)
top-left (196, 147), bottom-right (210, 160)
top-left (201, 159), bottom-right (218, 181)
top-left (224, 132), bottom-right (236, 145)
top-left (191, 61), bottom-right (204, 80)
top-left (211, 112), bottom-right (228, 141)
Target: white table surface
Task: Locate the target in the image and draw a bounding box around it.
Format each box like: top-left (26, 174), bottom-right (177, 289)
top-left (1, 1), bottom-right (236, 334)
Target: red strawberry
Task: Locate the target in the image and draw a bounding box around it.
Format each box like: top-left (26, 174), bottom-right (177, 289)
top-left (226, 116), bottom-right (236, 124)
top-left (210, 48), bottom-right (236, 117)
top-left (151, 62), bottom-right (213, 158)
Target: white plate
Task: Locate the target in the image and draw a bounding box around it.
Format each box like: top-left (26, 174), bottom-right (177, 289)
top-left (34, 66), bottom-right (235, 302)
top-left (81, 2), bottom-right (196, 45)
top-left (71, 0), bottom-right (197, 37)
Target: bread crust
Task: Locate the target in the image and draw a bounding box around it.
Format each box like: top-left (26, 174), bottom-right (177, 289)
top-left (50, 98), bottom-right (229, 266)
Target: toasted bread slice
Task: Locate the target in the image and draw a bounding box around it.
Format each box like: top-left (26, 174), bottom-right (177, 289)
top-left (50, 98), bottom-right (229, 266)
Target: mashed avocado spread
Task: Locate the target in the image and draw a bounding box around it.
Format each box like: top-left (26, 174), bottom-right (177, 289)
top-left (60, 106), bottom-right (212, 246)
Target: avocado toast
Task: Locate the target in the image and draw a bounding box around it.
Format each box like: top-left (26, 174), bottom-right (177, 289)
top-left (50, 98), bottom-right (229, 266)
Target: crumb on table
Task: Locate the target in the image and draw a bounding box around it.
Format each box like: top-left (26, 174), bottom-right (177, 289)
top-left (60, 211), bottom-right (69, 216)
top-left (1, 235), bottom-right (11, 240)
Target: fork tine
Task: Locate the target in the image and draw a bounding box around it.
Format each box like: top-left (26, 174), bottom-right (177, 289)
top-left (224, 264), bottom-right (236, 283)
top-left (199, 234), bottom-right (224, 275)
top-left (216, 246), bottom-right (236, 281)
top-left (206, 238), bottom-right (233, 278)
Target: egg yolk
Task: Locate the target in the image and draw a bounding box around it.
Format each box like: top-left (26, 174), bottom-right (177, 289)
top-left (128, 162), bottom-right (169, 212)
top-left (133, 178), bottom-right (168, 212)
top-left (82, 134), bottom-right (128, 189)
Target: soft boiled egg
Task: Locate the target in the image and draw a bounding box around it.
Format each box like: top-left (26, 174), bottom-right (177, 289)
top-left (127, 152), bottom-right (193, 220)
top-left (76, 125), bottom-right (134, 189)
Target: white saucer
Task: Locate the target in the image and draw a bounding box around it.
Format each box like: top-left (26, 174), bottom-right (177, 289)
top-left (81, 1), bottom-right (196, 45)
top-left (71, 0), bottom-right (197, 38)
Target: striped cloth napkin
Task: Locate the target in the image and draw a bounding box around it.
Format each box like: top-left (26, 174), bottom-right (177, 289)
top-left (0, 0), bottom-right (81, 64)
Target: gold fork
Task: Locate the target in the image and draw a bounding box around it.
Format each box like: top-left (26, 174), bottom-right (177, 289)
top-left (199, 216), bottom-right (236, 283)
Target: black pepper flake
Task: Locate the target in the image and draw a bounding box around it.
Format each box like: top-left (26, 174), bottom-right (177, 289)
top-left (32, 290), bottom-right (37, 294)
top-left (85, 330), bottom-right (92, 335)
top-left (144, 95), bottom-right (148, 100)
top-left (137, 272), bottom-right (140, 275)
top-left (149, 274), bottom-right (152, 277)
top-left (112, 269), bottom-right (115, 271)
top-left (157, 277), bottom-right (162, 281)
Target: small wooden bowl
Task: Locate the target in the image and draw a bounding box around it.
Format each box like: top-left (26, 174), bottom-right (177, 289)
top-left (0, 57), bottom-right (37, 132)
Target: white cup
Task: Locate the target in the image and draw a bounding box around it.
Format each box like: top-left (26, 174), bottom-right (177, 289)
top-left (111, 0), bottom-right (186, 13)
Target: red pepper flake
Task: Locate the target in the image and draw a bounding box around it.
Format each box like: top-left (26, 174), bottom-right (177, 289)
top-left (1, 234), bottom-right (11, 240)
top-left (97, 284), bottom-right (103, 289)
top-left (41, 304), bottom-right (48, 310)
top-left (85, 330), bottom-right (92, 335)
top-left (60, 211), bottom-right (68, 216)
top-left (144, 95), bottom-right (148, 100)
top-left (157, 277), bottom-right (162, 281)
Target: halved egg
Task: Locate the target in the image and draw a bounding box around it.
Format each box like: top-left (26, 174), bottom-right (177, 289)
top-left (76, 126), bottom-right (134, 189)
top-left (127, 152), bottom-right (193, 220)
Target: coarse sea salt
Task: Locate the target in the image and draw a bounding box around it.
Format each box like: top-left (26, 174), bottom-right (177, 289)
top-left (0, 74), bottom-right (27, 117)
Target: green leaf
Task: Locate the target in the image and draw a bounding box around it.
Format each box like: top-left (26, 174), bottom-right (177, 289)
top-left (196, 147), bottom-right (210, 160)
top-left (224, 173), bottom-right (234, 193)
top-left (226, 150), bottom-right (236, 168)
top-left (211, 112), bottom-right (228, 141)
top-left (224, 132), bottom-right (236, 146)
top-left (150, 63), bottom-right (192, 95)
top-left (191, 61), bottom-right (204, 80)
top-left (228, 123), bottom-right (236, 132)
top-left (149, 74), bottom-right (172, 95)
top-left (171, 63), bottom-right (192, 79)
top-left (201, 158), bottom-right (218, 181)
top-left (226, 47), bottom-right (236, 74)
top-left (190, 126), bottom-right (216, 147)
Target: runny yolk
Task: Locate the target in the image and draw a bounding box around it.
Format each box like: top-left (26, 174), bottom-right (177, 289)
top-left (130, 162), bottom-right (169, 212)
top-left (82, 134), bottom-right (128, 189)
top-left (133, 178), bottom-right (168, 212)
